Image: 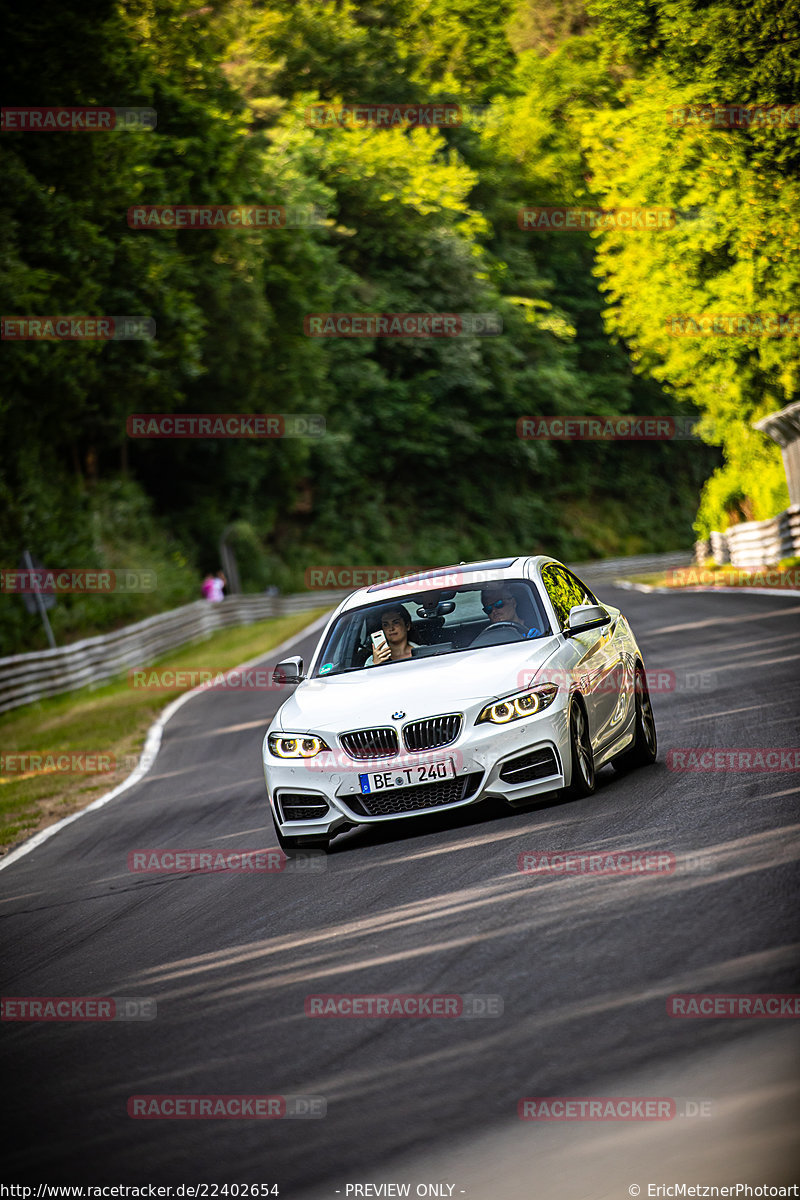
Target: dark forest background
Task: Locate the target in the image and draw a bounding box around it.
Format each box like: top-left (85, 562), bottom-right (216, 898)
top-left (2, 0), bottom-right (796, 651)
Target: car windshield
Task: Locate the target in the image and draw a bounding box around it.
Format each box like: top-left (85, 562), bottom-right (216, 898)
top-left (311, 578), bottom-right (551, 678)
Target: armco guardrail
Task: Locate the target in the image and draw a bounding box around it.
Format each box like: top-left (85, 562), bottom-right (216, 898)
top-left (695, 505), bottom-right (800, 569)
top-left (568, 551), bottom-right (693, 580)
top-left (0, 552), bottom-right (693, 717)
top-left (726, 504), bottom-right (800, 568)
top-left (0, 592), bottom-right (348, 717)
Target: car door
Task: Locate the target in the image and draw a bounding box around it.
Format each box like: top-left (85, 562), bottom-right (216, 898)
top-left (564, 568), bottom-right (632, 747)
top-left (540, 565), bottom-right (621, 749)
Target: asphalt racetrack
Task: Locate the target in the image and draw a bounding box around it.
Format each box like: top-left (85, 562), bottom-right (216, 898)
top-left (2, 579), bottom-right (799, 1195)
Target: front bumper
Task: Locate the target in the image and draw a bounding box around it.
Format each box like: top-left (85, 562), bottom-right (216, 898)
top-left (263, 703), bottom-right (570, 839)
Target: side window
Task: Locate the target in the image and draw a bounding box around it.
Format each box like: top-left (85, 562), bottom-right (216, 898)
top-left (541, 566), bottom-right (572, 630)
top-left (541, 566), bottom-right (590, 630)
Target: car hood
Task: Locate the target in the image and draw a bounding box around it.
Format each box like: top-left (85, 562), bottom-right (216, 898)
top-left (273, 637), bottom-right (563, 734)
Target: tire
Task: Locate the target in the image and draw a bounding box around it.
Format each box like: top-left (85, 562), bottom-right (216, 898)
top-left (565, 698), bottom-right (595, 798)
top-left (272, 813), bottom-right (331, 854)
top-left (613, 663), bottom-right (658, 773)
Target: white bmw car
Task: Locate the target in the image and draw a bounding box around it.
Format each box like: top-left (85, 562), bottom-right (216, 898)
top-left (262, 557), bottom-right (657, 851)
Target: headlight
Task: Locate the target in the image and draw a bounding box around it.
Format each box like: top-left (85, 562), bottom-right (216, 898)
top-left (477, 684), bottom-right (558, 726)
top-left (268, 734), bottom-right (330, 758)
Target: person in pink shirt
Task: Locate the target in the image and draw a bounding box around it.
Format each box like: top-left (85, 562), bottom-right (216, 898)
top-left (202, 571), bottom-right (226, 601)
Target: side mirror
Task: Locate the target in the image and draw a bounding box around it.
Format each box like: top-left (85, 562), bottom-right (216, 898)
top-left (565, 603), bottom-right (611, 637)
top-left (272, 656), bottom-right (305, 685)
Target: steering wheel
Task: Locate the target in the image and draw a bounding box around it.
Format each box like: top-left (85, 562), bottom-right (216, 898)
top-left (469, 621), bottom-right (526, 647)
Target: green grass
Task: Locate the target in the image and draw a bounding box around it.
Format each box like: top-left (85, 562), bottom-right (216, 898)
top-left (0, 608), bottom-right (329, 855)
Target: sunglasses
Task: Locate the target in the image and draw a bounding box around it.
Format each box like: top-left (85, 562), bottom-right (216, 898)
top-left (482, 597), bottom-right (512, 614)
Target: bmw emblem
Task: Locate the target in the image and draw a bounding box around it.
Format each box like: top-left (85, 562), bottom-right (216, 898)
top-left (392, 711), bottom-right (405, 720)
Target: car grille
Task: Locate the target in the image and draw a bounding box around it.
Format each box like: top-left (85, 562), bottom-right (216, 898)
top-left (340, 727), bottom-right (399, 760)
top-left (499, 748), bottom-right (559, 784)
top-left (403, 714), bottom-right (462, 752)
top-left (347, 772), bottom-right (483, 818)
top-left (278, 795), bottom-right (330, 822)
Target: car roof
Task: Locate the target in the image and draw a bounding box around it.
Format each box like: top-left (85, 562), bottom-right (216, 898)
top-left (337, 555), bottom-right (559, 612)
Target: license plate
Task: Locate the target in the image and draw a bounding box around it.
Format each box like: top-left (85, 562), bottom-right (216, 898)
top-left (358, 757), bottom-right (457, 794)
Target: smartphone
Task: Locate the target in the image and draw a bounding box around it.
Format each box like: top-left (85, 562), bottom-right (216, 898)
top-left (370, 630), bottom-right (388, 657)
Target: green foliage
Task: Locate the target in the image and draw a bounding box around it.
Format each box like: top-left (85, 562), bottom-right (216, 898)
top-left (2, 0), bottom-right (767, 653)
top-left (575, 0), bottom-right (799, 533)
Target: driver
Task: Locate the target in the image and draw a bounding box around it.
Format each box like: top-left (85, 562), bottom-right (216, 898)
top-left (480, 584), bottom-right (542, 639)
top-left (366, 605), bottom-right (419, 665)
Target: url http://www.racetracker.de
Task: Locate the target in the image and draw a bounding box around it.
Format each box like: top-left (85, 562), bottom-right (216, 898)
top-left (0, 1188), bottom-right (281, 1198)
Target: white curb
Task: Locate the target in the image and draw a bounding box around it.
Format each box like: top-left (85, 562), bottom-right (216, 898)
top-left (0, 609), bottom-right (333, 872)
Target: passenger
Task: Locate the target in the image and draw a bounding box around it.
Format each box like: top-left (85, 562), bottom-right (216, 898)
top-left (366, 605), bottom-right (419, 665)
top-left (480, 584), bottom-right (542, 638)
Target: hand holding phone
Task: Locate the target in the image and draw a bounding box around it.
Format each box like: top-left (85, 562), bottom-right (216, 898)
top-left (370, 630), bottom-right (390, 663)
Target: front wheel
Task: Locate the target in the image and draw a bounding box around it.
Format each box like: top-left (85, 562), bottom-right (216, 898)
top-left (272, 814), bottom-right (330, 854)
top-left (565, 699), bottom-right (595, 798)
top-left (613, 664), bottom-right (657, 772)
